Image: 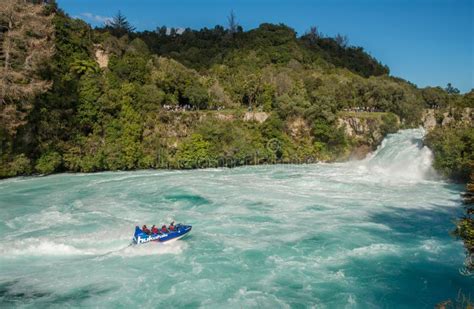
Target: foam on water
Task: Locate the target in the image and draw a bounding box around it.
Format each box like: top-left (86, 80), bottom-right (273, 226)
top-left (361, 128), bottom-right (436, 182)
top-left (113, 241), bottom-right (187, 257)
top-left (2, 239), bottom-right (89, 256)
top-left (0, 129), bottom-right (472, 308)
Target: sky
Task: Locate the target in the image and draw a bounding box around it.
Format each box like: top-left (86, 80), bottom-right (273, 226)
top-left (58, 0), bottom-right (473, 93)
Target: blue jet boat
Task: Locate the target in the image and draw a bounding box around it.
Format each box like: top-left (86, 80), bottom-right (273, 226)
top-left (132, 224), bottom-right (192, 245)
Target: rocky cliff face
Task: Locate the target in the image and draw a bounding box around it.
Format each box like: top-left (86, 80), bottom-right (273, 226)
top-left (422, 108), bottom-right (473, 131)
top-left (254, 112), bottom-right (397, 161)
top-left (149, 110), bottom-right (400, 162)
top-left (337, 112), bottom-right (400, 159)
top-left (243, 112), bottom-right (269, 123)
top-left (94, 45), bottom-right (109, 68)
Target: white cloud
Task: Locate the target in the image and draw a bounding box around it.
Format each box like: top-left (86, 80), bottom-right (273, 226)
top-left (78, 12), bottom-right (112, 25)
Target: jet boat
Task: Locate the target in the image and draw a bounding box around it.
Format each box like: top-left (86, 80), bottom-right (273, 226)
top-left (132, 224), bottom-right (192, 244)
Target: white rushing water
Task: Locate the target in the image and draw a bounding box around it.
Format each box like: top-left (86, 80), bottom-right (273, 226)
top-left (363, 128), bottom-right (436, 182)
top-left (0, 128), bottom-right (472, 308)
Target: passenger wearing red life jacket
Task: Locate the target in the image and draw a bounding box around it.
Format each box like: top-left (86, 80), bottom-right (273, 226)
top-left (142, 225), bottom-right (151, 235)
top-left (169, 221), bottom-right (175, 231)
top-left (161, 225), bottom-right (169, 233)
top-left (151, 225), bottom-right (159, 234)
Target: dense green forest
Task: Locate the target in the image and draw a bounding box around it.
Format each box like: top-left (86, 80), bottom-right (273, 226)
top-left (0, 0), bottom-right (472, 179)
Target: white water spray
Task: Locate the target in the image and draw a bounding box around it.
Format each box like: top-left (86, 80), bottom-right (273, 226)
top-left (361, 128), bottom-right (436, 182)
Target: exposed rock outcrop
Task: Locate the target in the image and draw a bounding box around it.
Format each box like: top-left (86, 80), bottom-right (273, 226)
top-left (421, 109), bottom-right (437, 131)
top-left (243, 112), bottom-right (269, 123)
top-left (288, 117), bottom-right (311, 140)
top-left (94, 45), bottom-right (109, 68)
top-left (422, 108), bottom-right (473, 131)
top-left (215, 113), bottom-right (234, 121)
top-left (337, 112), bottom-right (399, 159)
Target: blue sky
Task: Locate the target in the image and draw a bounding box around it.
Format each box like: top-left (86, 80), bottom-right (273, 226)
top-left (58, 0), bottom-right (473, 92)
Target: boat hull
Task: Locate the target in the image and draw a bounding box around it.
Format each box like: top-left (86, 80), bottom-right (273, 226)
top-left (132, 225), bottom-right (192, 245)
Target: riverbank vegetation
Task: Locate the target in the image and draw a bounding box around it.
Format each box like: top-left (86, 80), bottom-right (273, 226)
top-left (425, 126), bottom-right (474, 183)
top-left (454, 172), bottom-right (474, 273)
top-left (423, 104), bottom-right (474, 274)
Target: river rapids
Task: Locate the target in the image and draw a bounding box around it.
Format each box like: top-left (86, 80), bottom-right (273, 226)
top-left (0, 129), bottom-right (472, 308)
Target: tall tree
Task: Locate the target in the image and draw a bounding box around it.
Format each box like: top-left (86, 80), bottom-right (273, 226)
top-left (335, 33), bottom-right (349, 48)
top-left (107, 11), bottom-right (135, 37)
top-left (445, 83), bottom-right (460, 94)
top-left (306, 26), bottom-right (322, 44)
top-left (227, 10), bottom-right (239, 34)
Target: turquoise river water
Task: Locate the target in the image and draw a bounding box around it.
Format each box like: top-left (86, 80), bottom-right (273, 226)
top-left (0, 129), bottom-right (472, 308)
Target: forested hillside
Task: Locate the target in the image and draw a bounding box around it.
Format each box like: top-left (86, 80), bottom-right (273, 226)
top-left (0, 1), bottom-right (472, 178)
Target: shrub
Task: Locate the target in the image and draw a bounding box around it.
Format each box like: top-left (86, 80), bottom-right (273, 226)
top-left (35, 152), bottom-right (62, 175)
top-left (175, 134), bottom-right (215, 168)
top-left (8, 154), bottom-right (32, 176)
top-left (425, 126), bottom-right (474, 182)
top-left (380, 113), bottom-right (400, 135)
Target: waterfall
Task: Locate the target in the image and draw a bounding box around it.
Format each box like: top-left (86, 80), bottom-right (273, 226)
top-left (361, 128), bottom-right (436, 182)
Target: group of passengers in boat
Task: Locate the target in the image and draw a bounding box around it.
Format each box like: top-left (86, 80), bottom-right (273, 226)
top-left (141, 222), bottom-right (175, 235)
